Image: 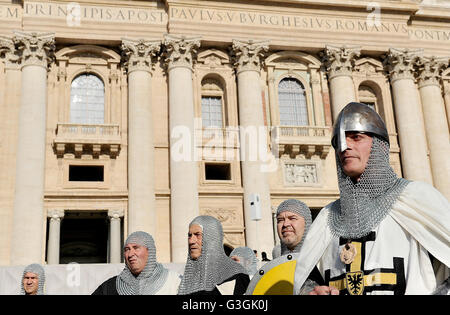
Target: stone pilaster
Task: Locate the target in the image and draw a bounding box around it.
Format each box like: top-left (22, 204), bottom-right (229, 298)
top-left (108, 209), bottom-right (124, 264)
top-left (164, 34), bottom-right (201, 263)
top-left (47, 210), bottom-right (64, 265)
top-left (121, 38), bottom-right (161, 237)
top-left (322, 45), bottom-right (360, 119)
top-left (10, 31), bottom-right (55, 265)
top-left (231, 39), bottom-right (274, 256)
top-left (417, 56), bottom-right (450, 199)
top-left (384, 48), bottom-right (433, 184)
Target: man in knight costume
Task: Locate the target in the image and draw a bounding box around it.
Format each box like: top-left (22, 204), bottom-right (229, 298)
top-left (21, 263), bottom-right (45, 295)
top-left (92, 231), bottom-right (181, 295)
top-left (276, 199), bottom-right (312, 256)
top-left (293, 102), bottom-right (449, 295)
top-left (178, 215), bottom-right (250, 295)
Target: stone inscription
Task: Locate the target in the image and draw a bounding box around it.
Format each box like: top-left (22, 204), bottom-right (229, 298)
top-left (169, 6), bottom-right (450, 42)
top-left (22, 1), bottom-right (166, 24)
top-left (1, 2), bottom-right (449, 42)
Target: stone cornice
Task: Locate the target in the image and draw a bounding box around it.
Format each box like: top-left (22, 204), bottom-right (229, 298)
top-left (121, 38), bottom-right (161, 74)
top-left (13, 31), bottom-right (55, 69)
top-left (231, 39), bottom-right (269, 74)
top-left (384, 47), bottom-right (423, 83)
top-left (416, 56), bottom-right (450, 88)
top-left (321, 44), bottom-right (361, 79)
top-left (163, 34), bottom-right (201, 70)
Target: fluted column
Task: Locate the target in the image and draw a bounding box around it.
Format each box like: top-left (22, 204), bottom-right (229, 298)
top-left (384, 48), bottom-right (433, 184)
top-left (232, 39), bottom-right (274, 256)
top-left (322, 45), bottom-right (360, 120)
top-left (10, 31), bottom-right (55, 265)
top-left (164, 35), bottom-right (201, 263)
top-left (417, 56), bottom-right (450, 199)
top-left (121, 38), bottom-right (160, 236)
top-left (46, 210), bottom-right (64, 264)
top-left (108, 209), bottom-right (124, 264)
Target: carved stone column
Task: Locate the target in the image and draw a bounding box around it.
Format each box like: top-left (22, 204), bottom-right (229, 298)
top-left (232, 39), bottom-right (274, 256)
top-left (0, 37), bottom-right (20, 264)
top-left (47, 210), bottom-right (64, 264)
top-left (108, 209), bottom-right (124, 264)
top-left (164, 34), bottom-right (201, 263)
top-left (417, 56), bottom-right (450, 199)
top-left (10, 31), bottom-right (55, 265)
top-left (322, 45), bottom-right (360, 120)
top-left (121, 38), bottom-right (160, 237)
top-left (384, 48), bottom-right (433, 184)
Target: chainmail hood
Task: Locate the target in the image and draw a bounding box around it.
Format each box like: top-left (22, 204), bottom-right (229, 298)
top-left (21, 264), bottom-right (45, 295)
top-left (116, 231), bottom-right (169, 295)
top-left (178, 215), bottom-right (247, 295)
top-left (328, 136), bottom-right (409, 239)
top-left (276, 199), bottom-right (312, 255)
top-left (230, 247), bottom-right (258, 276)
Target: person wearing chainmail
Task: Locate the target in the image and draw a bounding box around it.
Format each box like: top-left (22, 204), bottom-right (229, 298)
top-left (92, 231), bottom-right (181, 295)
top-left (21, 264), bottom-right (45, 295)
top-left (178, 215), bottom-right (250, 295)
top-left (230, 246), bottom-right (258, 279)
top-left (292, 102), bottom-right (450, 295)
top-left (276, 199), bottom-right (312, 256)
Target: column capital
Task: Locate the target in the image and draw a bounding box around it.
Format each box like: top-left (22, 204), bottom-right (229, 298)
top-left (384, 48), bottom-right (423, 83)
top-left (13, 31), bottom-right (55, 69)
top-left (108, 209), bottom-right (124, 220)
top-left (0, 36), bottom-right (20, 69)
top-left (47, 209), bottom-right (65, 221)
top-left (163, 34), bottom-right (201, 70)
top-left (121, 38), bottom-right (161, 74)
top-left (322, 44), bottom-right (361, 79)
top-left (231, 39), bottom-right (269, 74)
top-left (417, 56), bottom-right (449, 88)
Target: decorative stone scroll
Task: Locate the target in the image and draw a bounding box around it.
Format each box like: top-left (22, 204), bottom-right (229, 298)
top-left (231, 39), bottom-right (269, 73)
top-left (163, 34), bottom-right (201, 70)
top-left (121, 38), bottom-right (161, 73)
top-left (383, 48), bottom-right (423, 82)
top-left (416, 56), bottom-right (450, 88)
top-left (12, 31), bottom-right (55, 68)
top-left (0, 36), bottom-right (20, 69)
top-left (322, 44), bottom-right (361, 79)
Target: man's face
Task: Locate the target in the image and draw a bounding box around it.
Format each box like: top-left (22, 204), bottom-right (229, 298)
top-left (124, 243), bottom-right (149, 276)
top-left (188, 224), bottom-right (203, 260)
top-left (22, 272), bottom-right (39, 295)
top-left (277, 211), bottom-right (306, 250)
top-left (338, 132), bottom-right (373, 181)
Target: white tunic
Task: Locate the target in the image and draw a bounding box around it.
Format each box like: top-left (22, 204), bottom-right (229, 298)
top-left (293, 181), bottom-right (450, 295)
top-left (155, 270), bottom-right (182, 295)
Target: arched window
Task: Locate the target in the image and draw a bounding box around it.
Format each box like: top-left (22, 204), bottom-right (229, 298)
top-left (278, 78), bottom-right (308, 126)
top-left (358, 84), bottom-right (377, 112)
top-left (201, 78), bottom-right (225, 128)
top-left (70, 74), bottom-right (105, 124)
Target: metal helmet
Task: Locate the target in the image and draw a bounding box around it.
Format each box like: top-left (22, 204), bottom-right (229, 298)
top-left (331, 102), bottom-right (389, 153)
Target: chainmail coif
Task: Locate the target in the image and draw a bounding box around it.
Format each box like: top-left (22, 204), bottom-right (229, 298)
top-left (178, 215), bottom-right (247, 295)
top-left (116, 231), bottom-right (169, 295)
top-left (230, 247), bottom-right (258, 276)
top-left (328, 136), bottom-right (410, 239)
top-left (276, 199), bottom-right (312, 255)
top-left (21, 263), bottom-right (45, 295)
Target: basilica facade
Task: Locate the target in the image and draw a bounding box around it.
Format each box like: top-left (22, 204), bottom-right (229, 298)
top-left (0, 0), bottom-right (449, 266)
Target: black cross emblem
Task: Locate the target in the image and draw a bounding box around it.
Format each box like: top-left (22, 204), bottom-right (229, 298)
top-left (324, 232), bottom-right (406, 295)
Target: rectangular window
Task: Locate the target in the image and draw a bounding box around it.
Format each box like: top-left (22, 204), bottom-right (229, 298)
top-left (205, 163), bottom-right (231, 180)
top-left (69, 165), bottom-right (104, 182)
top-left (201, 96), bottom-right (223, 128)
